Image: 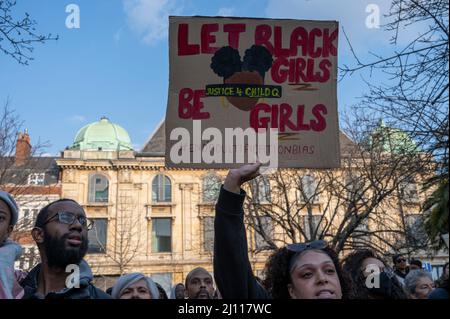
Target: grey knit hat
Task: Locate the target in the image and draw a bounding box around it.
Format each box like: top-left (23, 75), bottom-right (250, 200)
top-left (0, 191), bottom-right (19, 226)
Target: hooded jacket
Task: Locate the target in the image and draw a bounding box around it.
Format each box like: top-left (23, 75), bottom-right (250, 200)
top-left (0, 240), bottom-right (24, 299)
top-left (21, 259), bottom-right (111, 299)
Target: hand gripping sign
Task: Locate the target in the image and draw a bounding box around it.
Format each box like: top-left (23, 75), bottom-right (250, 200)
top-left (165, 16), bottom-right (340, 170)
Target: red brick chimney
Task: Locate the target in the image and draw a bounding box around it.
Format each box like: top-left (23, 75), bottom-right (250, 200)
top-left (15, 129), bottom-right (31, 166)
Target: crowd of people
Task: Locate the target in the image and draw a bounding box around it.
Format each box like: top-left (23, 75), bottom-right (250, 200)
top-left (0, 163), bottom-right (448, 299)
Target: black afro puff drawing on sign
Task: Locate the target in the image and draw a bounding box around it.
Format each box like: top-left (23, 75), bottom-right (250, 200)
top-left (210, 45), bottom-right (273, 111)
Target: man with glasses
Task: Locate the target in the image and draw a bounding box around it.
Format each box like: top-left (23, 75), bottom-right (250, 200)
top-left (393, 254), bottom-right (409, 286)
top-left (20, 199), bottom-right (111, 299)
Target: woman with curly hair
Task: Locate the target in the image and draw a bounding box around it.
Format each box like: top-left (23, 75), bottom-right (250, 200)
top-left (214, 162), bottom-right (349, 299)
top-left (341, 249), bottom-right (407, 299)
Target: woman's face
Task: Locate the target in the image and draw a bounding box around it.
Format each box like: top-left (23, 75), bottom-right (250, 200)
top-left (288, 250), bottom-right (342, 299)
top-left (120, 279), bottom-right (152, 299)
top-left (412, 276), bottom-right (435, 299)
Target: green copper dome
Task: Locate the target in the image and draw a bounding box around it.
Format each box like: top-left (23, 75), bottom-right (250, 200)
top-left (367, 120), bottom-right (418, 154)
top-left (71, 117), bottom-right (133, 151)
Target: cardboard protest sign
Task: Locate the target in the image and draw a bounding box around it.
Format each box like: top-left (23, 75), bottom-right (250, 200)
top-left (165, 16), bottom-right (340, 169)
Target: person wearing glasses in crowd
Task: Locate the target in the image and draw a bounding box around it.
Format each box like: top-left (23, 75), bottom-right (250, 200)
top-left (341, 249), bottom-right (407, 299)
top-left (392, 254), bottom-right (408, 286)
top-left (214, 162), bottom-right (349, 299)
top-left (20, 199), bottom-right (111, 299)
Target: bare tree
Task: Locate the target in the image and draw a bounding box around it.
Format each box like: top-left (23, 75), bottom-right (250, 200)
top-left (0, 0), bottom-right (58, 65)
top-left (91, 194), bottom-right (143, 275)
top-left (340, 0), bottom-right (449, 243)
top-left (341, 0), bottom-right (448, 161)
top-left (0, 99), bottom-right (51, 201)
top-left (1, 100), bottom-right (54, 272)
top-left (243, 114), bottom-right (430, 257)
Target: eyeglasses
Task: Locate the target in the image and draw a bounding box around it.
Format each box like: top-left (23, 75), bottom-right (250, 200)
top-left (396, 258), bottom-right (406, 263)
top-left (42, 212), bottom-right (94, 230)
top-left (287, 240), bottom-right (329, 272)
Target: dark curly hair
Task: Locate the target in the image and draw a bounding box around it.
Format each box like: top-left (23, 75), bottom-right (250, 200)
top-left (242, 45), bottom-right (273, 79)
top-left (262, 246), bottom-right (350, 299)
top-left (210, 45), bottom-right (273, 81)
top-left (210, 46), bottom-right (242, 80)
top-left (341, 249), bottom-right (407, 299)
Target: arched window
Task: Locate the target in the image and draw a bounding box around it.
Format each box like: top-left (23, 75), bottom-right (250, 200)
top-left (88, 174), bottom-right (109, 203)
top-left (152, 174), bottom-right (172, 202)
top-left (202, 173), bottom-right (221, 203)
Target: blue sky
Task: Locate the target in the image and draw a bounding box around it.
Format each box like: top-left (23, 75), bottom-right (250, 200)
top-left (0, 0), bottom-right (418, 155)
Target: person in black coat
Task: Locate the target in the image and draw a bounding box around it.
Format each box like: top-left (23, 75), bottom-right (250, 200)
top-left (214, 162), bottom-right (349, 299)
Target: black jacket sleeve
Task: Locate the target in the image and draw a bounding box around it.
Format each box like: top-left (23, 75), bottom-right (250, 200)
top-left (213, 186), bottom-right (270, 299)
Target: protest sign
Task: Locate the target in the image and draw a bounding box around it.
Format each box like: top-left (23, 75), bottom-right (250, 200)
top-left (166, 16), bottom-right (340, 169)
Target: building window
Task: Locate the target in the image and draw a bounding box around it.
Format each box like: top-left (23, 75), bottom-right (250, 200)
top-left (28, 173), bottom-right (45, 185)
top-left (251, 176), bottom-right (271, 203)
top-left (88, 218), bottom-right (107, 254)
top-left (22, 209), bottom-right (30, 227)
top-left (17, 247), bottom-right (40, 272)
top-left (302, 215), bottom-right (323, 240)
top-left (352, 218), bottom-right (370, 243)
top-left (88, 174), bottom-right (109, 203)
top-left (346, 175), bottom-right (366, 201)
top-left (400, 177), bottom-right (419, 202)
top-left (22, 208), bottom-right (38, 229)
top-left (203, 217), bottom-right (214, 252)
top-left (32, 209), bottom-right (38, 226)
top-left (152, 174), bottom-right (172, 203)
top-left (202, 174), bottom-right (221, 203)
top-left (431, 265), bottom-right (445, 281)
top-left (300, 175), bottom-right (317, 202)
top-left (405, 214), bottom-right (427, 247)
top-left (150, 273), bottom-right (172, 298)
top-left (254, 216), bottom-right (274, 250)
top-left (152, 218), bottom-right (172, 253)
